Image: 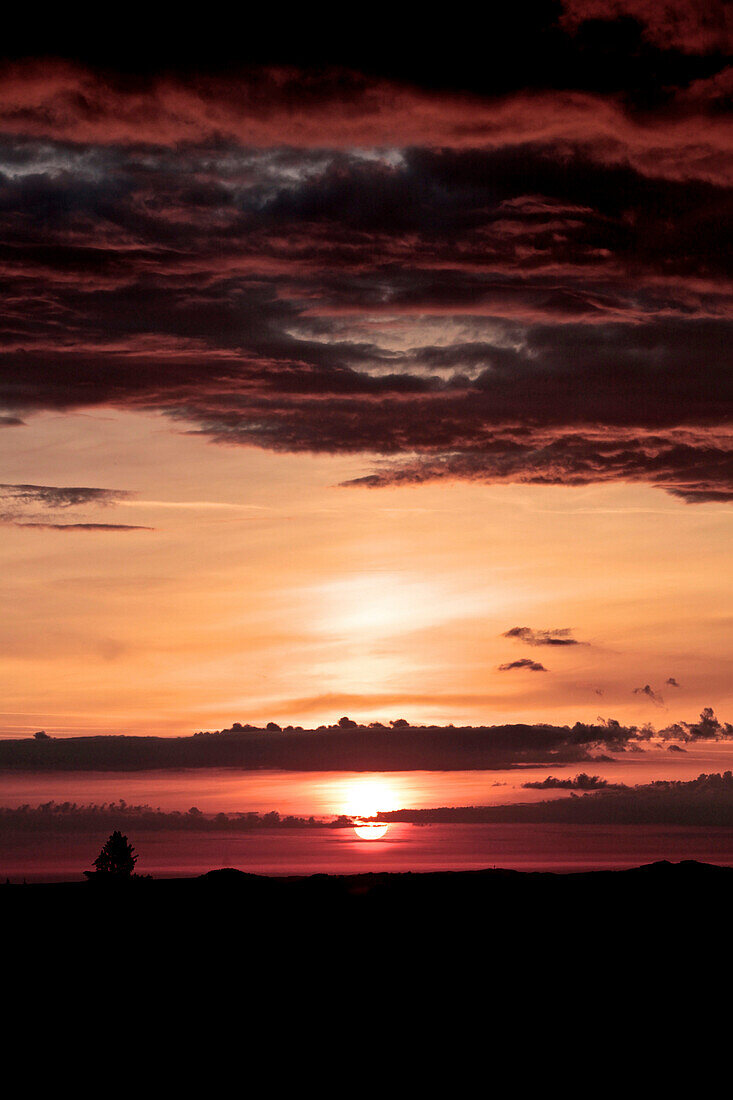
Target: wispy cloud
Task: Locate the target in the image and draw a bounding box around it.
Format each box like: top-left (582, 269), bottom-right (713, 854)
top-left (0, 483), bottom-right (153, 531)
top-left (503, 626), bottom-right (586, 647)
top-left (10, 522), bottom-right (154, 531)
top-left (0, 484), bottom-right (130, 508)
top-left (497, 659), bottom-right (548, 672)
top-left (633, 684), bottom-right (665, 706)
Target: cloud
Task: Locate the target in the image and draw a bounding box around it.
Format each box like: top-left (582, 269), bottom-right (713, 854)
top-left (666, 677), bottom-right (681, 687)
top-left (0, 62), bottom-right (729, 505)
top-left (0, 483), bottom-right (150, 531)
top-left (341, 423), bottom-right (733, 505)
top-left (0, 716), bottom-right (654, 771)
top-left (633, 684), bottom-right (665, 705)
top-left (376, 770), bottom-right (733, 826)
top-left (9, 770), bottom-right (733, 833)
top-left (0, 59), bottom-right (730, 183)
top-left (522, 773), bottom-right (625, 790)
top-left (9, 522), bottom-right (153, 531)
top-left (0, 484), bottom-right (130, 508)
top-left (0, 801), bottom-right (349, 835)
top-left (497, 659), bottom-right (549, 672)
top-left (0, 710), bottom-right (727, 771)
top-left (559, 0), bottom-right (733, 55)
top-left (503, 627), bottom-right (585, 647)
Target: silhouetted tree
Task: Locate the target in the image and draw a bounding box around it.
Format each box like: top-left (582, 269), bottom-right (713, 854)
top-left (91, 831), bottom-right (138, 877)
top-left (34, 730), bottom-right (50, 740)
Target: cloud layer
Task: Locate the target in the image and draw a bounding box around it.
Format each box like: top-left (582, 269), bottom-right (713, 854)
top-left (503, 627), bottom-right (585, 647)
top-left (0, 483), bottom-right (149, 530)
top-left (0, 7), bottom-right (730, 505)
top-left (498, 659), bottom-right (549, 672)
top-left (378, 770), bottom-right (733, 826)
top-left (6, 770), bottom-right (733, 832)
top-left (1, 711), bottom-right (729, 771)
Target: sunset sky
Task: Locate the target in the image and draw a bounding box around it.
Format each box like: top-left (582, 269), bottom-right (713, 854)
top-left (0, 1), bottom-right (731, 739)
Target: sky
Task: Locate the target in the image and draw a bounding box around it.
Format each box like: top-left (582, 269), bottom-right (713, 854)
top-left (0, 0), bottom-right (731, 739)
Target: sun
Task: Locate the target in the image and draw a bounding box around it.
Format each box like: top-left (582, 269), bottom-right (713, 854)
top-left (353, 823), bottom-right (389, 840)
top-left (340, 777), bottom-right (396, 841)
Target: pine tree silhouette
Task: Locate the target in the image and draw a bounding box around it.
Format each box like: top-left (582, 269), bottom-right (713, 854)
top-left (90, 831), bottom-right (138, 877)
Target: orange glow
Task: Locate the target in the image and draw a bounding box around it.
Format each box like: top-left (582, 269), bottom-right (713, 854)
top-left (0, 411), bottom-right (731, 737)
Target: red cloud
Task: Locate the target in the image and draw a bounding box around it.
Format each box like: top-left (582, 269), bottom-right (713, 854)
top-left (0, 62), bottom-right (731, 184)
top-left (560, 0), bottom-right (733, 55)
top-left (0, 61), bottom-right (730, 506)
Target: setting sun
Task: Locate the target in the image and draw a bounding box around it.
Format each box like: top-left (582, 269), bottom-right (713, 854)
top-left (340, 777), bottom-right (396, 839)
top-left (353, 823), bottom-right (390, 840)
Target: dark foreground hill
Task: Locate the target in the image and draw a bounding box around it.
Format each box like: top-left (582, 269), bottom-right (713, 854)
top-left (6, 860), bottom-right (733, 1040)
top-left (5, 859), bottom-right (732, 957)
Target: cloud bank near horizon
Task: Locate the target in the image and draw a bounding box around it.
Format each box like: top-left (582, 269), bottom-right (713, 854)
top-left (377, 770), bottom-right (733, 827)
top-left (6, 770), bottom-right (733, 832)
top-left (0, 710), bottom-right (730, 772)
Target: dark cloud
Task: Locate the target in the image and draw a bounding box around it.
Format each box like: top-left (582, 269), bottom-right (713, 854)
top-left (498, 659), bottom-right (549, 672)
top-left (523, 773), bottom-right (625, 790)
top-left (0, 801), bottom-right (345, 835)
top-left (376, 771), bottom-right (733, 826)
top-left (9, 522), bottom-right (153, 531)
top-left (0, 483), bottom-right (147, 531)
top-left (0, 484), bottom-right (130, 508)
top-left (633, 684), bottom-right (665, 705)
top-left (1, 3), bottom-right (728, 112)
top-left (503, 627), bottom-right (585, 647)
top-left (0, 41), bottom-right (728, 507)
top-left (0, 716), bottom-right (655, 772)
top-left (560, 0), bottom-right (733, 56)
top-left (9, 770), bottom-right (733, 835)
top-left (0, 710), bottom-right (728, 772)
top-left (343, 430), bottom-right (733, 504)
